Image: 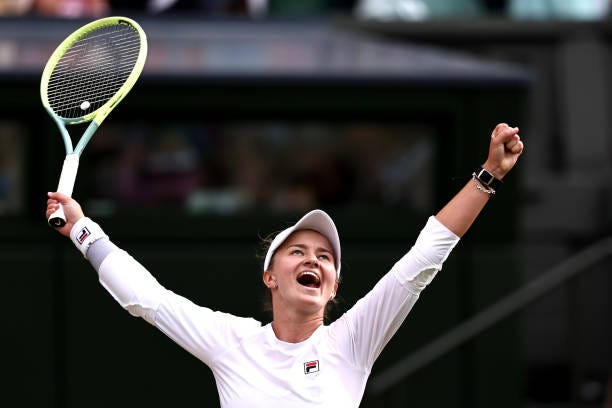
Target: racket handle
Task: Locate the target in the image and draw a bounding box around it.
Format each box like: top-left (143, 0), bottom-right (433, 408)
top-left (48, 206), bottom-right (67, 228)
top-left (48, 154), bottom-right (80, 229)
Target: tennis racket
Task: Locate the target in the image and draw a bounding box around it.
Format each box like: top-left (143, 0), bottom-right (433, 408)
top-left (41, 16), bottom-right (147, 228)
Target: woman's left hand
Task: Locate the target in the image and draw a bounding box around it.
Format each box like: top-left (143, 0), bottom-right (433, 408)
top-left (482, 123), bottom-right (524, 179)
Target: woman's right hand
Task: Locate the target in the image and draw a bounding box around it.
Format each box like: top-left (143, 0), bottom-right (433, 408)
top-left (46, 192), bottom-right (85, 237)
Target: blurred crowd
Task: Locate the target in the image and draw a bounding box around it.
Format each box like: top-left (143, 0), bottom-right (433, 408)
top-left (0, 0), bottom-right (609, 20)
top-left (1, 0), bottom-right (355, 18)
top-left (82, 121), bottom-right (434, 215)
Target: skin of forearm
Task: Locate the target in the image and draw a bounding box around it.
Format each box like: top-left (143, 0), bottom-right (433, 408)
top-left (435, 180), bottom-right (491, 238)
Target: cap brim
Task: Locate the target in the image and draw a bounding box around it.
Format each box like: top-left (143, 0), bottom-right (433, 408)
top-left (263, 209), bottom-right (341, 277)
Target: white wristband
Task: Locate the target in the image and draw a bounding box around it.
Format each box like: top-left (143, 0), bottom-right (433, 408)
top-left (70, 217), bottom-right (109, 259)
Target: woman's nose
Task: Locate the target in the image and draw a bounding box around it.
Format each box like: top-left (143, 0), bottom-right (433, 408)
top-left (304, 255), bottom-right (319, 266)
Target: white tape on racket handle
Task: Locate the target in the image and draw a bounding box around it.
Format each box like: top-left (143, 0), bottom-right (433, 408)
top-left (56, 154), bottom-right (80, 196)
top-left (48, 154), bottom-right (80, 228)
top-left (48, 206), bottom-right (67, 227)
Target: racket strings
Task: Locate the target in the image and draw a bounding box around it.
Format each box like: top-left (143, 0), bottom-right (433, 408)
top-left (50, 26), bottom-right (138, 101)
top-left (49, 29), bottom-right (139, 116)
top-left (50, 54), bottom-right (137, 107)
top-left (47, 24), bottom-right (141, 119)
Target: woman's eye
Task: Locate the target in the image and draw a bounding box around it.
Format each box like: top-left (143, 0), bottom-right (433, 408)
top-left (291, 249), bottom-right (303, 255)
top-left (319, 254), bottom-right (330, 261)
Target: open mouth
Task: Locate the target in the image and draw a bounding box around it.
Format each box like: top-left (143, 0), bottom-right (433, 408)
top-left (297, 271), bottom-right (321, 289)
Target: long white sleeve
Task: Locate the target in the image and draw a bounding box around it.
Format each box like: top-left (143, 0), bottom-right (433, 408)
top-left (71, 218), bottom-right (166, 325)
top-left (338, 215), bottom-right (460, 368)
top-left (391, 215), bottom-right (460, 290)
top-left (97, 248), bottom-right (166, 325)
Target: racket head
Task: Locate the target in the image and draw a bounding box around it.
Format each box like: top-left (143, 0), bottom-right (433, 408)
top-left (40, 16), bottom-right (148, 127)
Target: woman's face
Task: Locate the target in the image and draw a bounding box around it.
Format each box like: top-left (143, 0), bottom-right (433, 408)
top-left (264, 229), bottom-right (338, 317)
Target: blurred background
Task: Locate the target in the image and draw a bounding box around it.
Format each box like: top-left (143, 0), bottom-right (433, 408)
top-left (1, 0), bottom-right (610, 407)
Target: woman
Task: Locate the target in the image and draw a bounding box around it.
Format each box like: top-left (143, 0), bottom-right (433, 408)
top-left (46, 123), bottom-right (523, 407)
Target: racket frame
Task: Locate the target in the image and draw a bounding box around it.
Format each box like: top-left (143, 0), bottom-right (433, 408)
top-left (41, 16), bottom-right (147, 227)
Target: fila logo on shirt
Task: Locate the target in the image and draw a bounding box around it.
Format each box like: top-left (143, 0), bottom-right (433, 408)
top-left (304, 360), bottom-right (319, 374)
top-left (77, 227), bottom-right (91, 245)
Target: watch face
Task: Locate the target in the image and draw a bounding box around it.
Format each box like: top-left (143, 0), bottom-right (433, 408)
top-left (478, 168), bottom-right (494, 185)
top-left (477, 167), bottom-right (502, 190)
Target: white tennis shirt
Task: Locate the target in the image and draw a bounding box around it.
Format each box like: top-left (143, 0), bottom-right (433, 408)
top-left (83, 216), bottom-right (459, 407)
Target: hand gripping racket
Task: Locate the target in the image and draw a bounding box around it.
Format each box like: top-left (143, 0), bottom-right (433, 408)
top-left (41, 16), bottom-right (147, 227)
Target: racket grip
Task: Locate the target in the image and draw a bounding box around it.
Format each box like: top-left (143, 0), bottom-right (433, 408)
top-left (48, 206), bottom-right (67, 228)
top-left (48, 154), bottom-right (80, 228)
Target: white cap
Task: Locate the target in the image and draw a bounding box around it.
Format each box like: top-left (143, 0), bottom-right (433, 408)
top-left (263, 209), bottom-right (341, 277)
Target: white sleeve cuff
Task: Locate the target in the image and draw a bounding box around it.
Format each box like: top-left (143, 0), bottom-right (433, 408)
top-left (391, 216), bottom-right (461, 286)
top-left (413, 216), bottom-right (461, 266)
top-left (70, 217), bottom-right (109, 259)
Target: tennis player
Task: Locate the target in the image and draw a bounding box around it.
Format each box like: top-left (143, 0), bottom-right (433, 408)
top-left (46, 123), bottom-right (523, 407)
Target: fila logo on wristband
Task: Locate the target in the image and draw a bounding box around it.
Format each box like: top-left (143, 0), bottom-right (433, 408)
top-left (77, 227), bottom-right (91, 245)
top-left (70, 218), bottom-right (108, 259)
top-left (304, 360), bottom-right (319, 374)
